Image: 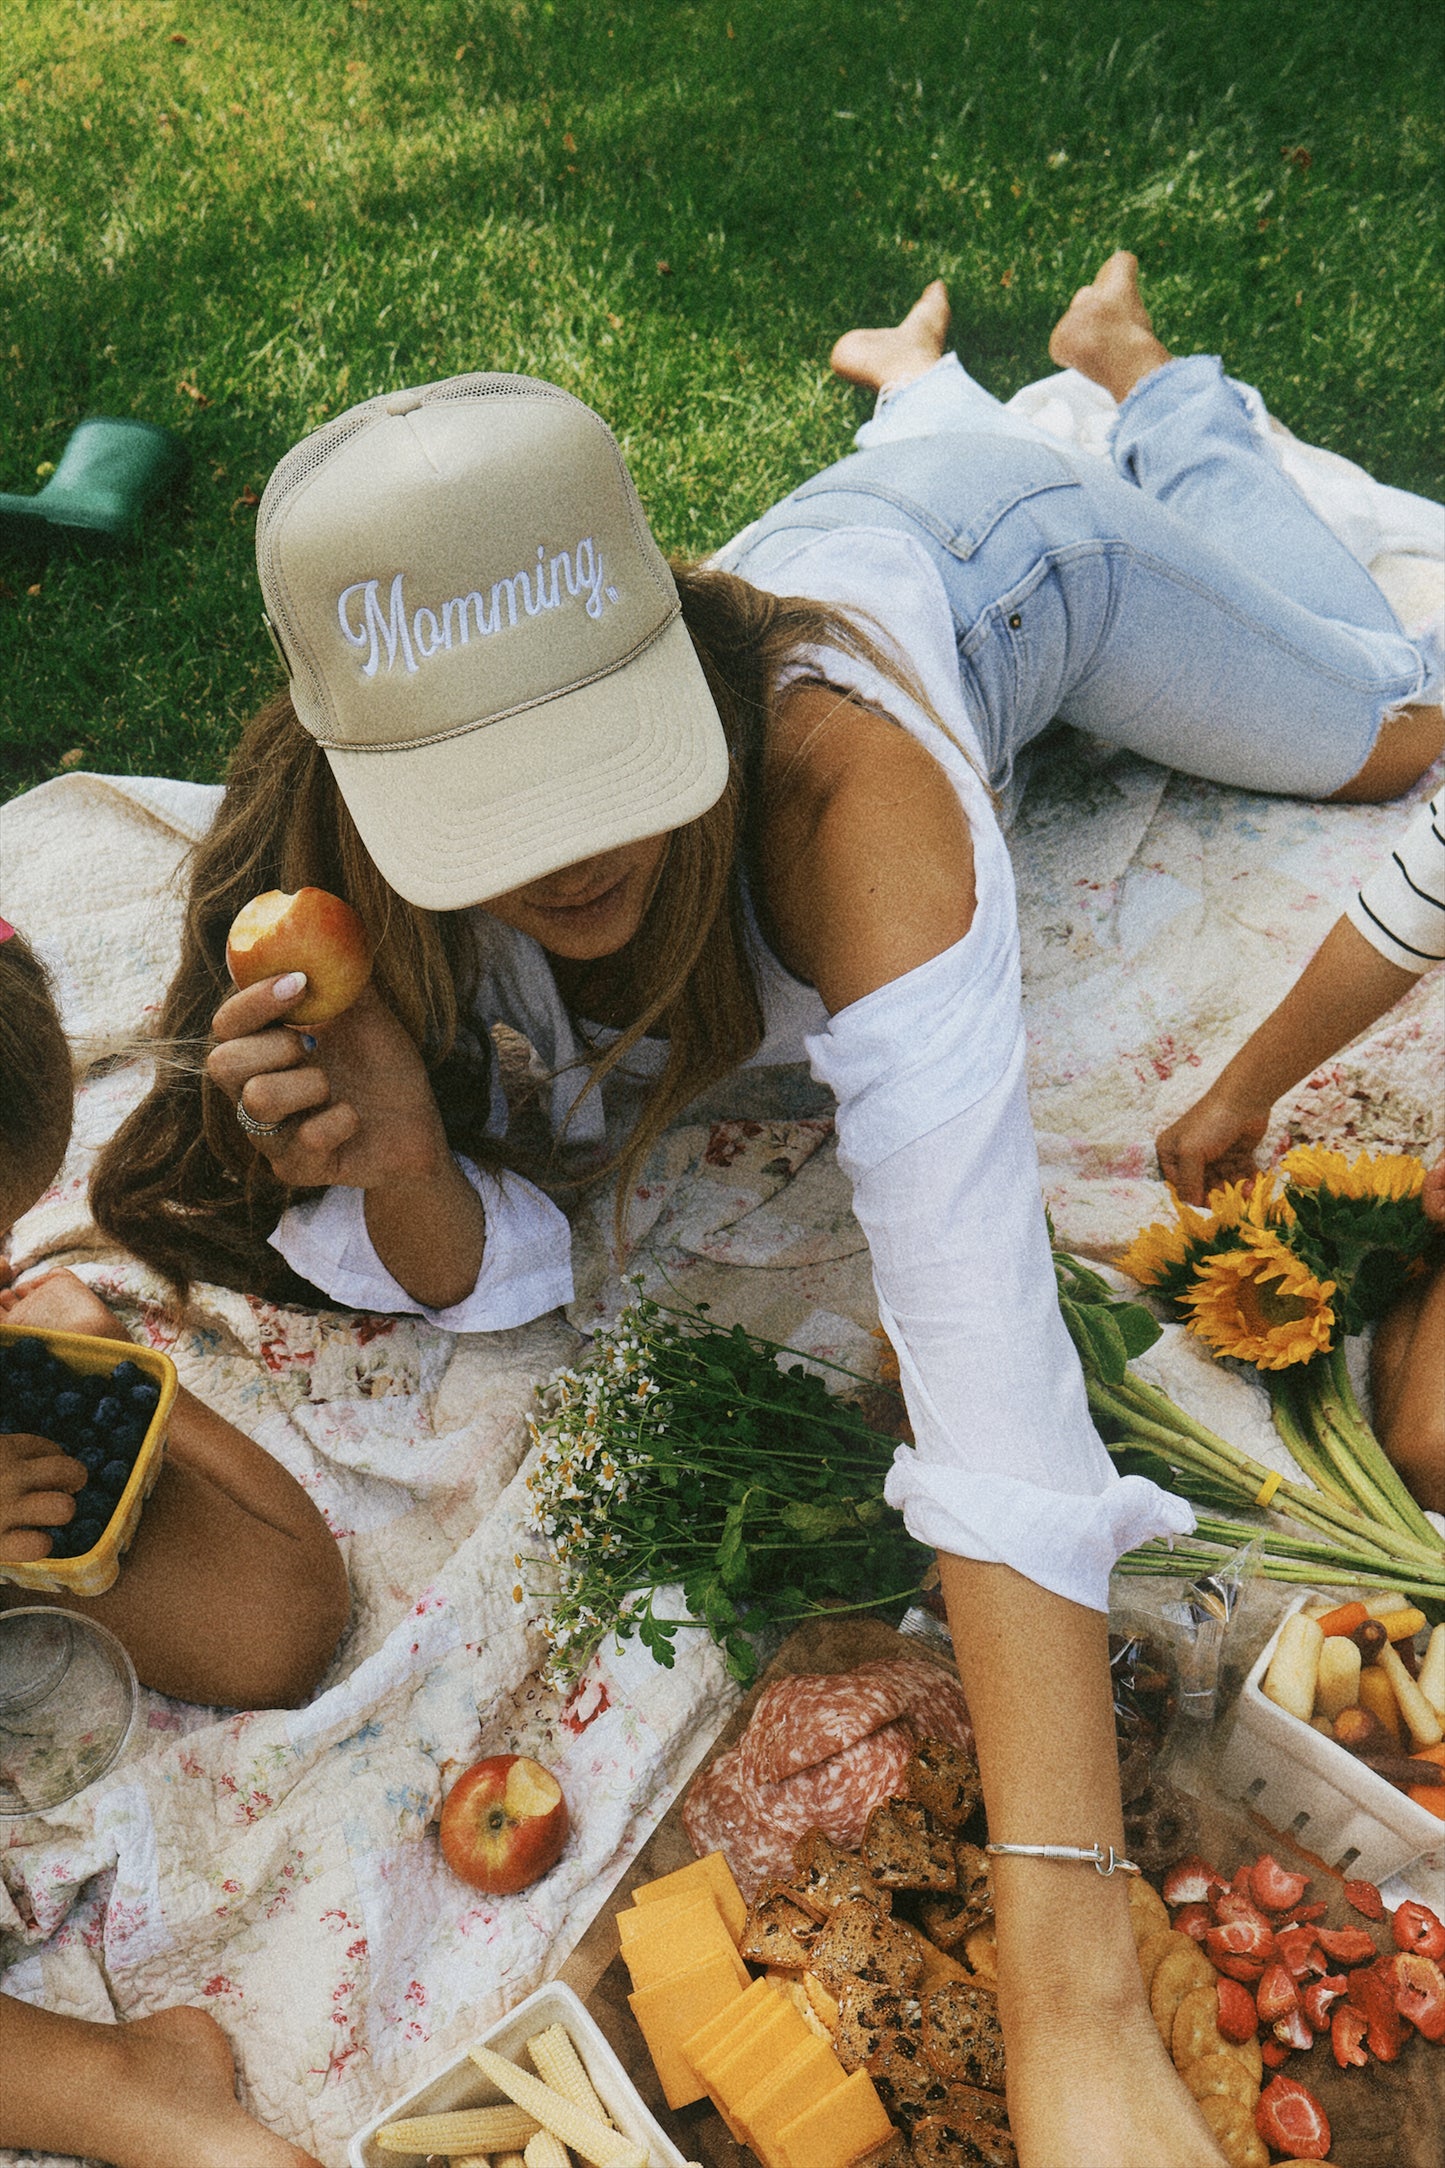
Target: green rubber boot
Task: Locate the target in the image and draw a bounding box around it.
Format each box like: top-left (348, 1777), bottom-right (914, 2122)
top-left (0, 418), bottom-right (189, 545)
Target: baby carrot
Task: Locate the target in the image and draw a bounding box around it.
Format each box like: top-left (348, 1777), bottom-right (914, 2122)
top-left (1314, 1600), bottom-right (1369, 1639)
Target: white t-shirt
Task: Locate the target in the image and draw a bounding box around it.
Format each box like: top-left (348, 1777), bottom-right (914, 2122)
top-left (1346, 790), bottom-right (1444, 974)
top-left (274, 528), bottom-right (1193, 1610)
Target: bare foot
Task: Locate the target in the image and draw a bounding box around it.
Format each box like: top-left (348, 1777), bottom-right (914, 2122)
top-left (1048, 250), bottom-right (1173, 403)
top-left (830, 278), bottom-right (952, 396)
top-left (103, 2007), bottom-right (324, 2168)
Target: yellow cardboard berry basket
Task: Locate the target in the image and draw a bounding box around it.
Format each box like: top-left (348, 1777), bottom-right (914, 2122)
top-left (0, 1320), bottom-right (177, 1598)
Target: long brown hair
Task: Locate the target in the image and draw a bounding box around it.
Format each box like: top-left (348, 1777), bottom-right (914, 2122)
top-left (91, 563), bottom-right (960, 1298)
top-left (0, 927), bottom-right (75, 1215)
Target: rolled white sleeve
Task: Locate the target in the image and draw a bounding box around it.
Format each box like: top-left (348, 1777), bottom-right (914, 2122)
top-left (268, 1154), bottom-right (574, 1332)
top-left (1345, 789), bottom-right (1444, 974)
top-left (804, 838), bottom-right (1193, 1613)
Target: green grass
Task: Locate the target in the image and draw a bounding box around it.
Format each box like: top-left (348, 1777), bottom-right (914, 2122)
top-left (1, 0), bottom-right (1441, 796)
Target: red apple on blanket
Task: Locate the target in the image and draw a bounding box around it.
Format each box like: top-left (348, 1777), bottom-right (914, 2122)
top-left (440, 1755), bottom-right (570, 1893)
top-left (225, 887), bottom-right (373, 1024)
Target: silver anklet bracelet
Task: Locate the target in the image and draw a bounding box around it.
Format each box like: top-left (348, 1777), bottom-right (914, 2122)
top-left (984, 1841), bottom-right (1141, 1878)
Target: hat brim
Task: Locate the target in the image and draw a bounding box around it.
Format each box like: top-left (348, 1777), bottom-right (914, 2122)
top-left (322, 614), bottom-right (731, 912)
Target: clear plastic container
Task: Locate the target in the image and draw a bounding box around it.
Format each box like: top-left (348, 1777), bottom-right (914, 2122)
top-left (0, 1608), bottom-right (138, 1815)
top-left (0, 1320), bottom-right (176, 1597)
top-left (348, 1979), bottom-right (689, 2168)
top-left (1215, 1595), bottom-right (1444, 1884)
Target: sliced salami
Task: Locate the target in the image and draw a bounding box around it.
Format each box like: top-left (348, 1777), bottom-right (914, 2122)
top-left (766, 1718), bottom-right (918, 1849)
top-left (853, 1655), bottom-right (974, 1756)
top-left (739, 1666), bottom-right (913, 1786)
top-left (684, 1743), bottom-right (805, 1897)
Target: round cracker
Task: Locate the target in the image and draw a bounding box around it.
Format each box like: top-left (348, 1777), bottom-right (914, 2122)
top-left (1150, 1941), bottom-right (1216, 2044)
top-left (1178, 2050), bottom-right (1258, 2112)
top-left (1137, 1926), bottom-right (1189, 1986)
top-left (1126, 1875), bottom-right (1170, 1946)
top-left (1198, 2093), bottom-right (1270, 2168)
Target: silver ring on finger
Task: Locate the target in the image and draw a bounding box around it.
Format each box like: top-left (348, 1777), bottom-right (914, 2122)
top-left (235, 1097), bottom-right (290, 1141)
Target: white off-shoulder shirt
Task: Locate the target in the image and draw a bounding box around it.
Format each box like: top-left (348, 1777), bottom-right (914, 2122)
top-left (274, 527), bottom-right (1193, 1610)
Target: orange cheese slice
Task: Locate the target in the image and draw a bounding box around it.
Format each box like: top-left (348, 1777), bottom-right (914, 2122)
top-left (628, 1950), bottom-right (755, 2109)
top-left (734, 2036), bottom-right (851, 2167)
top-left (775, 2069), bottom-right (894, 2168)
top-left (679, 1975), bottom-right (779, 2073)
top-left (621, 1893), bottom-right (745, 1993)
top-left (632, 1851), bottom-right (748, 1944)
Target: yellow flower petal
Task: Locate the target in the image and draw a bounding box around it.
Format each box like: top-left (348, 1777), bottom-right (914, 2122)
top-left (1280, 1144), bottom-right (1427, 1201)
top-left (1180, 1231), bottom-right (1336, 1371)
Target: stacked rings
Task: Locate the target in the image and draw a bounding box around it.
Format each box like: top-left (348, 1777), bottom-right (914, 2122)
top-left (235, 1100), bottom-right (289, 1140)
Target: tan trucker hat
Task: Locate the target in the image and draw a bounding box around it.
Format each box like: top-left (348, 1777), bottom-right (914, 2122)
top-left (255, 373), bottom-right (730, 911)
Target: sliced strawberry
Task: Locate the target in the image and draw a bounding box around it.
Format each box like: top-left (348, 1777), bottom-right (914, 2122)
top-left (1276, 1923), bottom-right (1328, 1980)
top-left (1256, 1961), bottom-right (1301, 2021)
top-left (1206, 1915), bottom-right (1278, 1965)
top-left (1331, 2001), bottom-right (1369, 2068)
top-left (1389, 1951), bottom-right (1445, 2042)
top-left (1171, 1901), bottom-right (1213, 1942)
top-left (1317, 1924), bottom-right (1379, 1966)
top-left (1255, 2074), bottom-right (1331, 2159)
top-left (1272, 2005), bottom-right (1315, 2053)
top-left (1229, 1859), bottom-right (1256, 1893)
top-left (1278, 1900), bottom-right (1329, 1925)
top-left (1301, 1973), bottom-right (1348, 2030)
top-left (1260, 2034), bottom-right (1291, 2067)
top-left (1391, 1899), bottom-right (1445, 1960)
top-left (1215, 1975), bottom-right (1259, 2043)
top-left (1348, 1958), bottom-right (1406, 2060)
top-left (1212, 1886), bottom-right (1274, 1932)
top-left (1161, 1854), bottom-right (1223, 1906)
top-left (1214, 1950), bottom-right (1268, 1983)
top-left (1249, 1852), bottom-right (1310, 1913)
top-left (1344, 1876), bottom-right (1386, 1920)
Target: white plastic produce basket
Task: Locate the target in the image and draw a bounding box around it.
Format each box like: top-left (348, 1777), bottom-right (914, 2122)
top-left (1215, 1596), bottom-right (1444, 1885)
top-left (348, 1979), bottom-right (690, 2168)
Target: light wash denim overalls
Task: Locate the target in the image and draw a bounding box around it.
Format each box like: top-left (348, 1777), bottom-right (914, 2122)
top-left (728, 353), bottom-right (1440, 800)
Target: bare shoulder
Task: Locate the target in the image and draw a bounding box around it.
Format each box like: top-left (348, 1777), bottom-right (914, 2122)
top-left (758, 681), bottom-right (977, 1013)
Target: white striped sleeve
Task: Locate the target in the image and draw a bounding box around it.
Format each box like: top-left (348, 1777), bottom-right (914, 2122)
top-left (1346, 791), bottom-right (1445, 974)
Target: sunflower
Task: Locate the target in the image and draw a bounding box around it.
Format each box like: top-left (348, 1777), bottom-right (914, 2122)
top-left (1180, 1229), bottom-right (1337, 1370)
top-left (1205, 1169), bottom-right (1297, 1231)
top-left (1280, 1145), bottom-right (1427, 1203)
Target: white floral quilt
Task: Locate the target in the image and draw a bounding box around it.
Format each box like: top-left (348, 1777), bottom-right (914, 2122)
top-left (0, 376), bottom-right (1440, 2167)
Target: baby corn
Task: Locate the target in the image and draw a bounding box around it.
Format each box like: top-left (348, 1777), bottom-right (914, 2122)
top-left (374, 2105), bottom-right (539, 2154)
top-left (526, 2025), bottom-right (613, 2127)
top-left (525, 2132), bottom-right (572, 2168)
top-left (468, 2048), bottom-right (646, 2168)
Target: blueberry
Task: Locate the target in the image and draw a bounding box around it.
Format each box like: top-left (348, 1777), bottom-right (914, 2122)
top-left (78, 1443), bottom-right (108, 1475)
top-left (129, 1382), bottom-right (160, 1414)
top-left (97, 1460), bottom-right (132, 1495)
top-left (93, 1395), bottom-right (124, 1430)
top-left (69, 1519), bottom-right (108, 1556)
top-left (53, 1388), bottom-right (85, 1425)
top-left (110, 1360), bottom-right (143, 1390)
top-left (46, 1526), bottom-right (80, 1557)
top-left (113, 1420), bottom-right (147, 1454)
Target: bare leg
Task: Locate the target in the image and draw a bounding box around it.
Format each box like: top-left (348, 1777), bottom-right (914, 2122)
top-left (1371, 1262), bottom-right (1445, 1513)
top-left (1048, 250), bottom-right (1173, 403)
top-left (0, 1997), bottom-right (325, 2167)
top-left (830, 279), bottom-right (953, 396)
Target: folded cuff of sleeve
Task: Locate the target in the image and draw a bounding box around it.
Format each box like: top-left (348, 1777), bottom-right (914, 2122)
top-left (268, 1154), bottom-right (574, 1332)
top-left (884, 1451), bottom-right (1196, 1614)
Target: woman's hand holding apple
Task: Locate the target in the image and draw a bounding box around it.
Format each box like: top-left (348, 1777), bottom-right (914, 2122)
top-left (206, 975), bottom-right (453, 1194)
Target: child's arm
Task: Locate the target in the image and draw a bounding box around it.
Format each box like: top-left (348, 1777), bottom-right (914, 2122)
top-left (0, 1271), bottom-right (349, 1706)
top-left (1157, 916), bottom-right (1418, 1203)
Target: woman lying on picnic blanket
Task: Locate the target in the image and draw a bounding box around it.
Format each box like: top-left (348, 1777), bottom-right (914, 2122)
top-left (89, 252), bottom-right (1443, 2168)
top-left (0, 925), bottom-right (337, 2166)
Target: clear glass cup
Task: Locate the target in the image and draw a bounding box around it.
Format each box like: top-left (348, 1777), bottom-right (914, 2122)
top-left (0, 1607), bottom-right (138, 1816)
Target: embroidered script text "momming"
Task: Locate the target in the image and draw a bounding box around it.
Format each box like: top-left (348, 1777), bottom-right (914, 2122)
top-left (337, 537), bottom-right (621, 679)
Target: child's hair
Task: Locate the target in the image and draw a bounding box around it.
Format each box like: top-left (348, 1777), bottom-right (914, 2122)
top-left (90, 562), bottom-right (969, 1297)
top-left (0, 925), bottom-right (75, 1212)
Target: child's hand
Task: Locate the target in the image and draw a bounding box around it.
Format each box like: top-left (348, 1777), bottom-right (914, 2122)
top-left (1156, 1087), bottom-right (1271, 1204)
top-left (0, 1270), bottom-right (129, 1343)
top-left (206, 975), bottom-right (455, 1193)
top-left (0, 1430), bottom-right (86, 1562)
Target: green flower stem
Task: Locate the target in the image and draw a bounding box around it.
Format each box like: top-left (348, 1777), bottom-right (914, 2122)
top-left (1314, 1344), bottom-right (1441, 1547)
top-left (1268, 1375), bottom-right (1367, 1514)
top-left (1087, 1379), bottom-right (1445, 1578)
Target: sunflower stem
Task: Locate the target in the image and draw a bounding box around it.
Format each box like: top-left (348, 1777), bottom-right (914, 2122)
top-left (1267, 1373), bottom-right (1367, 1513)
top-left (1314, 1343), bottom-right (1441, 1547)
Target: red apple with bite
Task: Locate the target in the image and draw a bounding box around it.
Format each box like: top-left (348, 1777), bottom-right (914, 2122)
top-left (225, 887), bottom-right (373, 1025)
top-left (439, 1754), bottom-right (570, 1894)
